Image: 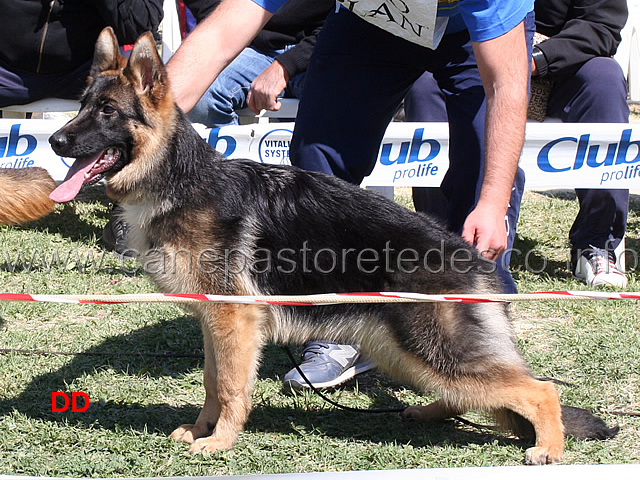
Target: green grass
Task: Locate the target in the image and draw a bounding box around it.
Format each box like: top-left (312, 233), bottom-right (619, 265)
top-left (0, 188), bottom-right (639, 476)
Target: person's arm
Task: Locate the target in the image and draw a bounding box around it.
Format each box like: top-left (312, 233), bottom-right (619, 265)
top-left (246, 24), bottom-right (321, 113)
top-left (534, 0), bottom-right (628, 79)
top-left (462, 20), bottom-right (529, 260)
top-left (96, 0), bottom-right (164, 43)
top-left (246, 0), bottom-right (332, 113)
top-left (166, 0), bottom-right (275, 113)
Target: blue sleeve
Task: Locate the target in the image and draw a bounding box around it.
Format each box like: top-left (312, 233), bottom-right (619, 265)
top-left (458, 0), bottom-right (533, 42)
top-left (249, 0), bottom-right (288, 13)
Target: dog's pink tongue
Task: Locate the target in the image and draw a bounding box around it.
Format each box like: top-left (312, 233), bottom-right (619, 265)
top-left (49, 156), bottom-right (100, 203)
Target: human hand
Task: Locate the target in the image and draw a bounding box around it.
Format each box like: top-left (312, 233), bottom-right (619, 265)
top-left (461, 203), bottom-right (508, 261)
top-left (166, 0), bottom-right (275, 113)
top-left (247, 60), bottom-right (290, 113)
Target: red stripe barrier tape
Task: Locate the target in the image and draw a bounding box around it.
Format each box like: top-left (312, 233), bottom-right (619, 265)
top-left (0, 291), bottom-right (638, 306)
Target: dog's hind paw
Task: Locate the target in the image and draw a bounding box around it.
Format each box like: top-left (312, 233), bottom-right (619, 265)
top-left (403, 405), bottom-right (432, 421)
top-left (170, 424), bottom-right (210, 444)
top-left (524, 446), bottom-right (562, 465)
top-left (402, 401), bottom-right (461, 423)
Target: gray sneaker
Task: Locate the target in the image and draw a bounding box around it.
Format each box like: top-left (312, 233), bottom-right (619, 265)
top-left (283, 341), bottom-right (376, 391)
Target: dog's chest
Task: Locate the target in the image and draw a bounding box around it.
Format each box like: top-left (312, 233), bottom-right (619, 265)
top-left (121, 203), bottom-right (159, 253)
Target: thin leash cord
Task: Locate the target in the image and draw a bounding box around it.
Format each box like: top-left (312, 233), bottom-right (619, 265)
top-left (280, 348), bottom-right (617, 429)
top-left (283, 347), bottom-right (500, 430)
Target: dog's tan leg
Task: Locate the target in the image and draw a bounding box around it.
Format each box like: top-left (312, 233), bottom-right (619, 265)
top-left (170, 326), bottom-right (220, 444)
top-left (507, 377), bottom-right (564, 465)
top-left (402, 400), bottom-right (464, 422)
top-left (401, 364), bottom-right (564, 464)
top-left (487, 375), bottom-right (564, 465)
top-left (170, 304), bottom-right (265, 453)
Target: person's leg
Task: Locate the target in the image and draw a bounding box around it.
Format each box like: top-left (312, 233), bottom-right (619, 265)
top-left (0, 62), bottom-right (37, 108)
top-left (404, 71), bottom-right (447, 122)
top-left (571, 188), bottom-right (629, 252)
top-left (0, 59), bottom-right (91, 109)
top-left (548, 57), bottom-right (630, 286)
top-left (290, 9), bottom-right (426, 184)
top-left (40, 60), bottom-right (92, 100)
top-left (428, 13), bottom-right (534, 294)
top-left (547, 57), bottom-right (629, 125)
top-left (285, 9), bottom-right (427, 390)
top-left (404, 72), bottom-right (450, 224)
top-left (284, 72), bottom-right (305, 100)
top-left (188, 47), bottom-right (280, 127)
top-left (570, 189), bottom-right (629, 287)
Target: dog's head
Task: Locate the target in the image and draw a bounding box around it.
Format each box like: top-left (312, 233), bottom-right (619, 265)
top-left (49, 27), bottom-right (175, 202)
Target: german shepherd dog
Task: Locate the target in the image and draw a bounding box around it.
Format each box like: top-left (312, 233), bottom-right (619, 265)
top-left (48, 28), bottom-right (617, 464)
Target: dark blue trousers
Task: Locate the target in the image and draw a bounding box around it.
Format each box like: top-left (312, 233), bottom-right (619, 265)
top-left (0, 58), bottom-right (90, 109)
top-left (546, 57), bottom-right (630, 260)
top-left (290, 9), bottom-right (535, 293)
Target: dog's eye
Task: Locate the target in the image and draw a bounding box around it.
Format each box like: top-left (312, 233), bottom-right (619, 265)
top-left (101, 105), bottom-right (116, 115)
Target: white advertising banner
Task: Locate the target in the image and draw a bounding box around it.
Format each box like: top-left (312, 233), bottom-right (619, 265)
top-left (1, 119), bottom-right (638, 189)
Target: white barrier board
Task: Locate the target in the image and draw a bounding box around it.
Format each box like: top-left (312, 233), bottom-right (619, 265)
top-left (1, 464), bottom-right (640, 480)
top-left (1, 119), bottom-right (638, 189)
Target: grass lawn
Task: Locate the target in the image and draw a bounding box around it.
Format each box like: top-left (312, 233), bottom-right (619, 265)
top-left (0, 188), bottom-right (638, 477)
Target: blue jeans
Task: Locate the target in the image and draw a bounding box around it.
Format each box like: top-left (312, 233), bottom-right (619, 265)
top-left (188, 46), bottom-right (305, 128)
top-left (290, 8), bottom-right (535, 293)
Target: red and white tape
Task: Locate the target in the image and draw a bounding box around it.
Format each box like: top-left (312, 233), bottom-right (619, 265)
top-left (0, 291), bottom-right (638, 306)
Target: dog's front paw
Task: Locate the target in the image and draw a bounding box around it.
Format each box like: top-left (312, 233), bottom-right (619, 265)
top-left (170, 424), bottom-right (210, 444)
top-left (189, 435), bottom-right (235, 453)
top-left (524, 446), bottom-right (563, 465)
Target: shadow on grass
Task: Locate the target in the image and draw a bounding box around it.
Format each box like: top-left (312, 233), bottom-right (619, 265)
top-left (1, 195), bottom-right (147, 277)
top-left (529, 190), bottom-right (640, 276)
top-left (244, 404), bottom-right (527, 451)
top-left (0, 314), bottom-right (529, 453)
top-left (510, 234), bottom-right (572, 281)
top-left (15, 188), bottom-right (111, 244)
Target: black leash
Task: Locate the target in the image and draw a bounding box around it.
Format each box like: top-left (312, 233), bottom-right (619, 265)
top-left (283, 346), bottom-right (502, 430)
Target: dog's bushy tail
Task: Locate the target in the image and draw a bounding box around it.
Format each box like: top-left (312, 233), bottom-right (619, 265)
top-left (496, 405), bottom-right (619, 441)
top-left (559, 405), bottom-right (620, 439)
top-left (0, 168), bottom-right (57, 225)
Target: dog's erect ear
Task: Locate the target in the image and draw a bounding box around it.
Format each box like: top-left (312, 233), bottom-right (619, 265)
top-left (90, 27), bottom-right (121, 77)
top-left (124, 31), bottom-right (168, 101)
